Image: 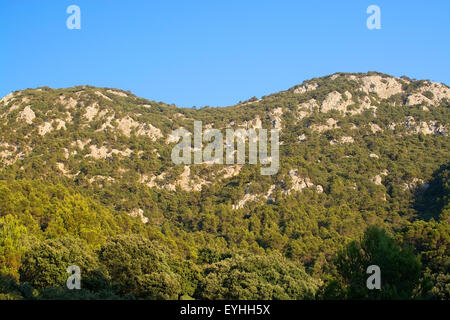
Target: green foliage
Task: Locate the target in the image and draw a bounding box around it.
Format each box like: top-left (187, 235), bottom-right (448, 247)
top-left (0, 74), bottom-right (448, 300)
top-left (402, 218), bottom-right (450, 299)
top-left (318, 226), bottom-right (422, 299)
top-left (0, 180), bottom-right (144, 250)
top-left (19, 236), bottom-right (100, 289)
top-left (98, 235), bottom-right (184, 299)
top-left (197, 253), bottom-right (317, 300)
top-left (0, 215), bottom-right (28, 278)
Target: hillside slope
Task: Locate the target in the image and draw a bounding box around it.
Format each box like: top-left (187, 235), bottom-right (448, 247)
top-left (0, 72), bottom-right (449, 299)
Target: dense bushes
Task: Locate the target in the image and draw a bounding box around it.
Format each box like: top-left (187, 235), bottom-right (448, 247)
top-left (0, 174), bottom-right (447, 300)
top-left (318, 227), bottom-right (422, 299)
top-left (98, 235), bottom-right (184, 299)
top-left (197, 253), bottom-right (317, 300)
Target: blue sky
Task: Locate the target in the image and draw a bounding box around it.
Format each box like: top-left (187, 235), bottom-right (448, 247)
top-left (1, 0), bottom-right (449, 108)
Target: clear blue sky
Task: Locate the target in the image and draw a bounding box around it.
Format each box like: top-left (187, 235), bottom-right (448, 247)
top-left (1, 0), bottom-right (449, 108)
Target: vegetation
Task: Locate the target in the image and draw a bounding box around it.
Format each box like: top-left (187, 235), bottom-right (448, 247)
top-left (0, 73), bottom-right (448, 299)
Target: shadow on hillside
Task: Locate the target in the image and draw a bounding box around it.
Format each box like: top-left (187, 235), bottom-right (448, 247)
top-left (413, 163), bottom-right (449, 221)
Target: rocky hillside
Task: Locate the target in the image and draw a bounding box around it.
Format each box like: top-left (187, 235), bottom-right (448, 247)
top-left (1, 72), bottom-right (448, 212)
top-left (1, 71), bottom-right (449, 299)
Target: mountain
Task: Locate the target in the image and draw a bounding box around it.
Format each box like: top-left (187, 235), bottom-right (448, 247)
top-left (0, 72), bottom-right (449, 300)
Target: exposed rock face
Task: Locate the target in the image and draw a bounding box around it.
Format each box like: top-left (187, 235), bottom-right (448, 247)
top-left (371, 170), bottom-right (388, 186)
top-left (117, 116), bottom-right (162, 140)
top-left (72, 139), bottom-right (91, 150)
top-left (88, 175), bottom-right (115, 184)
top-left (415, 121), bottom-right (447, 135)
top-left (0, 142), bottom-right (30, 166)
top-left (97, 113), bottom-right (115, 132)
top-left (107, 89), bottom-right (128, 97)
top-left (139, 165), bottom-right (211, 192)
top-left (285, 169), bottom-right (314, 194)
top-left (220, 165), bottom-right (243, 179)
top-left (298, 134), bottom-right (307, 142)
top-left (56, 119), bottom-right (67, 130)
top-left (0, 143), bottom-right (17, 165)
top-left (87, 145), bottom-right (110, 159)
top-left (1, 97), bottom-right (30, 117)
top-left (269, 107), bottom-right (283, 129)
top-left (166, 131), bottom-right (183, 144)
top-left (56, 162), bottom-right (69, 174)
top-left (321, 91), bottom-right (342, 113)
top-left (129, 208), bottom-right (149, 224)
top-left (38, 119), bottom-right (66, 136)
top-left (231, 183), bottom-right (259, 209)
top-left (56, 162), bottom-right (79, 178)
top-left (359, 75), bottom-right (403, 99)
top-left (330, 136), bottom-right (354, 145)
top-left (137, 123), bottom-right (163, 140)
top-left (38, 122), bottom-right (53, 136)
top-left (0, 73), bottom-right (448, 208)
top-left (388, 123), bottom-right (396, 131)
top-left (7, 103), bottom-right (21, 114)
top-left (405, 82), bottom-right (450, 107)
top-left (0, 92), bottom-right (15, 105)
top-left (58, 95), bottom-right (78, 109)
top-left (370, 123), bottom-right (383, 133)
top-left (298, 74), bottom-right (446, 118)
top-left (95, 91), bottom-right (112, 101)
top-left (403, 178), bottom-right (427, 191)
top-left (371, 175), bottom-right (383, 186)
top-left (232, 192), bottom-right (258, 210)
top-left (340, 136), bottom-right (354, 144)
top-left (247, 116), bottom-right (262, 129)
top-left (294, 82), bottom-right (318, 94)
top-left (17, 106), bottom-right (35, 124)
top-left (84, 104), bottom-right (99, 121)
top-left (265, 184), bottom-right (276, 202)
top-left (405, 116), bottom-right (447, 135)
top-left (85, 145), bottom-right (133, 160)
top-left (298, 98), bottom-right (319, 113)
top-left (231, 170), bottom-right (320, 209)
top-left (298, 91), bottom-right (357, 115)
top-left (406, 93), bottom-right (432, 106)
top-left (177, 165), bottom-right (193, 191)
top-left (320, 91), bottom-right (354, 113)
top-left (310, 118), bottom-right (339, 132)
